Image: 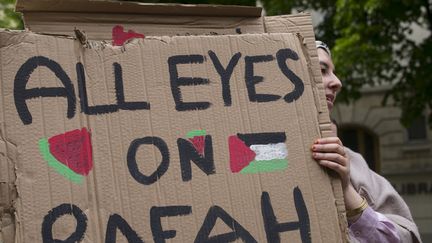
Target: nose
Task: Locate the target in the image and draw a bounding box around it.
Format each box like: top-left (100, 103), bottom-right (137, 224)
top-left (328, 72), bottom-right (342, 93)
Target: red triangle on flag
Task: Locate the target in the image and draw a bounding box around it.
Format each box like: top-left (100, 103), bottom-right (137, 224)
top-left (229, 135), bottom-right (256, 173)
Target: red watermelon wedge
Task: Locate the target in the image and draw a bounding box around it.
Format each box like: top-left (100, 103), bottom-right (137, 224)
top-left (48, 128), bottom-right (93, 175)
top-left (188, 135), bottom-right (205, 156)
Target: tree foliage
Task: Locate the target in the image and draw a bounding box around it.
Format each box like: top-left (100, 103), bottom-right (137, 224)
top-left (2, 0), bottom-right (431, 126)
top-left (0, 0), bottom-right (23, 29)
top-left (261, 0), bottom-right (432, 127)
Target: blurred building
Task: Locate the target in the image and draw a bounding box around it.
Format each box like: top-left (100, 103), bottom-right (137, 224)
top-left (332, 85), bottom-right (432, 241)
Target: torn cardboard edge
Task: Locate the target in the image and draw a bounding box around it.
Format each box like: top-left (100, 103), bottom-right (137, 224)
top-left (0, 118), bottom-right (19, 243)
top-left (0, 212), bottom-right (16, 243)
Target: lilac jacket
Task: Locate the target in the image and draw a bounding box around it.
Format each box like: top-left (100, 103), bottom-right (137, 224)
top-left (346, 147), bottom-right (422, 243)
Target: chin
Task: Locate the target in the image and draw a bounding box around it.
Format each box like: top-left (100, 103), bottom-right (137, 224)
top-left (327, 102), bottom-right (333, 111)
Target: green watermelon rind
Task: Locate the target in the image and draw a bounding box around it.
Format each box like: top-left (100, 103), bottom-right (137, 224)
top-left (39, 138), bottom-right (83, 184)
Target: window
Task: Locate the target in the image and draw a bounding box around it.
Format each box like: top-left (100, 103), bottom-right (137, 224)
top-left (407, 116), bottom-right (427, 141)
top-left (338, 125), bottom-right (380, 172)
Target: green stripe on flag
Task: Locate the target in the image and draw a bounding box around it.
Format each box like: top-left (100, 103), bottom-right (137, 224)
top-left (239, 159), bottom-right (288, 174)
top-left (39, 138), bottom-right (83, 184)
top-left (186, 129), bottom-right (206, 138)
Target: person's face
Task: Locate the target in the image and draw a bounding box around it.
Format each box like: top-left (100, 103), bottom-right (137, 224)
top-left (317, 48), bottom-right (342, 111)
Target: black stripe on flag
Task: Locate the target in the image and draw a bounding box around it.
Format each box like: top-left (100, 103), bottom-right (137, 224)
top-left (237, 132), bottom-right (286, 147)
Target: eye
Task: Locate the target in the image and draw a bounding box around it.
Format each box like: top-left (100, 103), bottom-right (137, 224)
top-left (321, 67), bottom-right (328, 75)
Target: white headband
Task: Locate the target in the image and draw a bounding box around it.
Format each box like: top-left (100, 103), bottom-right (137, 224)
top-left (316, 40), bottom-right (331, 57)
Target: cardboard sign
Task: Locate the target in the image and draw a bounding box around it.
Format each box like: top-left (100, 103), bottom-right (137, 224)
top-left (0, 30), bottom-right (344, 243)
top-left (0, 2), bottom-right (347, 243)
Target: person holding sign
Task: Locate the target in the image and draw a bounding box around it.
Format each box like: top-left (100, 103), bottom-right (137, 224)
top-left (312, 41), bottom-right (422, 243)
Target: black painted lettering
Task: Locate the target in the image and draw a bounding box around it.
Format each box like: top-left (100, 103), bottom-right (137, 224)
top-left (150, 206), bottom-right (192, 243)
top-left (194, 205), bottom-right (257, 243)
top-left (114, 63), bottom-right (150, 111)
top-left (395, 182), bottom-right (432, 195)
top-left (276, 49), bottom-right (305, 103)
top-left (208, 51), bottom-right (241, 106)
top-left (76, 62), bottom-right (118, 114)
top-left (177, 135), bottom-right (215, 182)
top-left (418, 183), bottom-right (428, 194)
top-left (401, 184), bottom-right (407, 195)
top-left (105, 214), bottom-right (144, 243)
top-left (168, 55), bottom-right (210, 111)
top-left (261, 187), bottom-right (310, 243)
top-left (14, 56), bottom-right (76, 125)
top-left (237, 132), bottom-right (286, 147)
top-left (41, 203), bottom-right (87, 243)
top-left (127, 136), bottom-right (170, 185)
top-left (407, 183), bottom-right (416, 195)
top-left (77, 62), bottom-right (151, 115)
top-left (244, 55), bottom-right (281, 102)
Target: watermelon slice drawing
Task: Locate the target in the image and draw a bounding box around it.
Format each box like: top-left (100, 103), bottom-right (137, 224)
top-left (186, 129), bottom-right (207, 156)
top-left (39, 128), bottom-right (93, 184)
top-left (188, 135), bottom-right (205, 156)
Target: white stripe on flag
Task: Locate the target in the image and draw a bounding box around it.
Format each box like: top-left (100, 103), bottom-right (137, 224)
top-left (250, 143), bottom-right (287, 161)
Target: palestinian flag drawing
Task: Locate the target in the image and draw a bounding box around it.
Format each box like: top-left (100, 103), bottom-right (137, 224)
top-left (229, 132), bottom-right (288, 174)
top-left (39, 128), bottom-right (93, 184)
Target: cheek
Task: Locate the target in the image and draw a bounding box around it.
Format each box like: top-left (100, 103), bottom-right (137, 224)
top-left (322, 77), bottom-right (331, 89)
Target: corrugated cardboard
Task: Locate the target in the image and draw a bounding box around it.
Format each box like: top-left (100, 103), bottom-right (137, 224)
top-left (264, 14), bottom-right (349, 241)
top-left (16, 0), bottom-right (264, 39)
top-left (0, 1), bottom-right (346, 242)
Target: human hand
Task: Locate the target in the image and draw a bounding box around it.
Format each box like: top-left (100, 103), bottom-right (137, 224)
top-left (311, 137), bottom-right (350, 189)
top-left (311, 137), bottom-right (364, 214)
